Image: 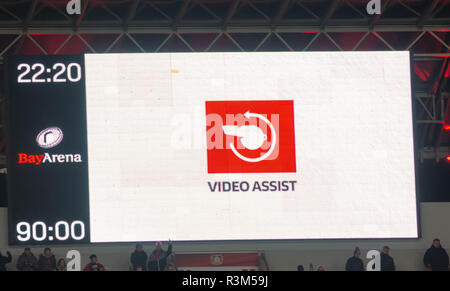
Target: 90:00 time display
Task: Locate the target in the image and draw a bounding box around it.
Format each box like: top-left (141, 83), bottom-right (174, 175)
top-left (16, 221), bottom-right (85, 242)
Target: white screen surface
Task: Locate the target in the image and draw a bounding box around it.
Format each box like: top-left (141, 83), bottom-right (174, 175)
top-left (85, 52), bottom-right (418, 243)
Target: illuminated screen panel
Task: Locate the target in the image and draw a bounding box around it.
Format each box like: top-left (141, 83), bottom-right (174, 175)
top-left (6, 55), bottom-right (90, 245)
top-left (5, 52), bottom-right (418, 245)
top-left (84, 52), bottom-right (418, 242)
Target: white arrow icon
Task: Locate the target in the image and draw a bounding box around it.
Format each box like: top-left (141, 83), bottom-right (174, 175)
top-left (222, 111), bottom-right (277, 163)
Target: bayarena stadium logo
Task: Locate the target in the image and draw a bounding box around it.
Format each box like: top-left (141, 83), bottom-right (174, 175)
top-left (36, 126), bottom-right (64, 149)
top-left (17, 127), bottom-right (82, 165)
top-left (205, 100), bottom-right (296, 173)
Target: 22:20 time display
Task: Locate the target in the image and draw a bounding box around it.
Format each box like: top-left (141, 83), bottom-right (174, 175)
top-left (17, 62), bottom-right (82, 83)
top-left (16, 221), bottom-right (85, 242)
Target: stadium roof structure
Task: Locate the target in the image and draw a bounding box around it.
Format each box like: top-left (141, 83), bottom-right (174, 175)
top-left (0, 0), bottom-right (449, 167)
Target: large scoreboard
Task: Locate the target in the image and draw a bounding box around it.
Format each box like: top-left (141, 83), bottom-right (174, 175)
top-left (5, 52), bottom-right (419, 245)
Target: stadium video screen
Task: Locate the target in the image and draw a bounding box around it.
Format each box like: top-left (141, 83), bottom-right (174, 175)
top-left (5, 52), bottom-right (418, 245)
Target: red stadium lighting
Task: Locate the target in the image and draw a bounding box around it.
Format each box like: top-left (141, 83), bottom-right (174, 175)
top-left (446, 156), bottom-right (450, 162)
top-left (444, 124), bottom-right (450, 131)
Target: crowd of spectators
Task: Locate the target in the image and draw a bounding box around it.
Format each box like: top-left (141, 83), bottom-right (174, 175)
top-left (131, 241), bottom-right (174, 271)
top-left (0, 240), bottom-right (174, 271)
top-left (1, 247), bottom-right (104, 271)
top-left (297, 238), bottom-right (449, 271)
top-left (0, 239), bottom-right (448, 271)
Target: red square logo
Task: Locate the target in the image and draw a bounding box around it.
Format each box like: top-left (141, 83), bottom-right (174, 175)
top-left (205, 100), bottom-right (296, 173)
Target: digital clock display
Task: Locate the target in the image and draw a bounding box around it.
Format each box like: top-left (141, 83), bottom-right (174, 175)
top-left (17, 62), bottom-right (82, 83)
top-left (16, 221), bottom-right (85, 242)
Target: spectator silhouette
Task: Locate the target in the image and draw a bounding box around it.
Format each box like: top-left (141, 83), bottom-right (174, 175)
top-left (0, 251), bottom-right (12, 271)
top-left (131, 244), bottom-right (148, 271)
top-left (424, 239), bottom-right (449, 271)
top-left (380, 246), bottom-right (395, 271)
top-left (345, 247), bottom-right (364, 271)
top-left (148, 240), bottom-right (172, 271)
top-left (83, 254), bottom-right (105, 271)
top-left (17, 248), bottom-right (37, 271)
top-left (56, 258), bottom-right (67, 271)
top-left (37, 248), bottom-right (56, 271)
